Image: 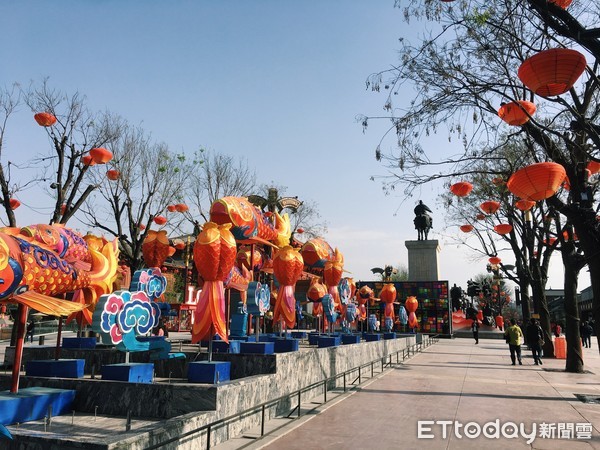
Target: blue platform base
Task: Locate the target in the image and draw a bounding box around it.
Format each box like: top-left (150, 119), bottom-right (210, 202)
top-left (308, 333), bottom-right (321, 345)
top-left (290, 331), bottom-right (307, 339)
top-left (188, 361), bottom-right (231, 384)
top-left (274, 338), bottom-right (299, 353)
top-left (62, 337), bottom-right (97, 349)
top-left (258, 334), bottom-right (277, 342)
top-left (26, 359), bottom-right (85, 379)
top-left (101, 363), bottom-right (153, 383)
top-left (365, 333), bottom-right (382, 342)
top-left (318, 335), bottom-right (341, 348)
top-left (341, 334), bottom-right (361, 345)
top-left (0, 387), bottom-right (75, 425)
top-left (212, 340), bottom-right (241, 354)
top-left (383, 332), bottom-right (397, 340)
top-left (239, 342), bottom-right (274, 354)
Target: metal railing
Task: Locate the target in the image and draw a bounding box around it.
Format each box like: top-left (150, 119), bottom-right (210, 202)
top-left (144, 334), bottom-right (439, 450)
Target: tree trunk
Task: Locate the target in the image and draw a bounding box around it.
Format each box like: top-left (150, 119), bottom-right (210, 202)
top-left (531, 270), bottom-right (554, 358)
top-left (563, 260), bottom-right (584, 373)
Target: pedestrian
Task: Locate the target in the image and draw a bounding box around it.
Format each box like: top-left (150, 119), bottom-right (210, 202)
top-left (504, 318), bottom-right (523, 365)
top-left (471, 319), bottom-right (480, 344)
top-left (554, 323), bottom-right (562, 337)
top-left (26, 319), bottom-right (35, 343)
top-left (581, 321), bottom-right (593, 348)
top-left (526, 318), bottom-right (544, 365)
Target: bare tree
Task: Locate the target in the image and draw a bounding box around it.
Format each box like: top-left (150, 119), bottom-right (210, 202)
top-left (0, 85), bottom-right (23, 227)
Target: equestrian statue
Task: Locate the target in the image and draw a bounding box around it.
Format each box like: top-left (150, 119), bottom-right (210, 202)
top-left (413, 200), bottom-right (433, 241)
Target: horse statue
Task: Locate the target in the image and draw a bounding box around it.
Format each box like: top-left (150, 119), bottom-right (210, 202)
top-left (413, 200), bottom-right (433, 240)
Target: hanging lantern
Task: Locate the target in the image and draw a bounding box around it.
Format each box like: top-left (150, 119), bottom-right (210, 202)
top-left (492, 177), bottom-right (505, 186)
top-left (167, 205), bottom-right (177, 212)
top-left (515, 200), bottom-right (535, 211)
top-left (548, 0), bottom-right (573, 9)
top-left (153, 216), bottom-right (167, 225)
top-left (480, 201), bottom-right (500, 214)
top-left (544, 237), bottom-right (557, 246)
top-left (106, 169), bottom-right (120, 181)
top-left (9, 198), bottom-right (20, 210)
top-left (175, 203), bottom-right (189, 212)
top-left (81, 155), bottom-right (96, 166)
top-left (460, 224), bottom-right (474, 233)
top-left (497, 101), bottom-right (536, 126)
top-left (506, 162), bottom-right (567, 201)
top-left (34, 112), bottom-right (57, 127)
top-left (489, 256), bottom-right (501, 265)
top-left (296, 227), bottom-right (304, 234)
top-left (89, 147), bottom-right (113, 164)
top-left (60, 204), bottom-right (67, 215)
top-left (494, 224), bottom-right (513, 235)
top-left (587, 161), bottom-right (600, 175)
top-left (475, 213), bottom-right (486, 221)
top-left (138, 223), bottom-right (146, 230)
top-left (450, 182), bottom-right (473, 197)
top-left (174, 240), bottom-right (186, 250)
top-left (518, 48), bottom-right (586, 97)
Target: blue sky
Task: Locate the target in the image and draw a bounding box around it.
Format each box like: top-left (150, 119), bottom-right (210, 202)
top-left (1, 1), bottom-right (579, 291)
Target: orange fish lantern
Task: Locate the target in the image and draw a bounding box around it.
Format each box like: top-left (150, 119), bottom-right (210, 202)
top-left (460, 224), bottom-right (473, 233)
top-left (236, 245), bottom-right (263, 271)
top-left (497, 101), bottom-right (536, 126)
top-left (450, 182), bottom-right (473, 197)
top-left (142, 230), bottom-right (171, 268)
top-left (153, 216), bottom-right (167, 226)
top-left (8, 198), bottom-right (20, 210)
top-left (380, 284), bottom-right (397, 330)
top-left (106, 169), bottom-right (120, 181)
top-left (89, 147), bottom-right (113, 164)
top-left (507, 162), bottom-right (567, 201)
top-left (405, 296), bottom-right (419, 328)
top-left (494, 224), bottom-right (513, 235)
top-left (307, 278), bottom-right (327, 319)
top-left (34, 112), bottom-right (57, 127)
top-left (272, 246), bottom-right (304, 329)
top-left (301, 238), bottom-right (335, 268)
top-left (323, 249), bottom-right (344, 308)
top-left (192, 222), bottom-right (236, 343)
top-left (480, 201), bottom-right (500, 214)
top-left (210, 196), bottom-right (278, 241)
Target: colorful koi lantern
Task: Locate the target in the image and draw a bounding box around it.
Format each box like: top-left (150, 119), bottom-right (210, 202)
top-left (506, 162), bottom-right (567, 201)
top-left (167, 205), bottom-right (177, 212)
top-left (142, 230), bottom-right (171, 268)
top-left (450, 182), bottom-right (473, 197)
top-left (587, 161), bottom-right (600, 175)
top-left (272, 246), bottom-right (304, 329)
top-left (175, 203), bottom-right (189, 212)
top-left (518, 48), bottom-right (586, 97)
top-left (106, 169), bottom-right (120, 181)
top-left (405, 296), bottom-right (419, 329)
top-left (497, 101), bottom-right (536, 126)
top-left (460, 224), bottom-right (474, 233)
top-left (515, 200), bottom-right (535, 211)
top-left (34, 112), bottom-right (57, 127)
top-left (8, 198), bottom-right (20, 210)
top-left (153, 216), bottom-right (167, 225)
top-left (89, 147), bottom-right (113, 164)
top-left (489, 256), bottom-right (501, 265)
top-left (480, 201), bottom-right (501, 214)
top-left (380, 284), bottom-right (397, 330)
top-left (494, 224), bottom-right (513, 235)
top-left (81, 155), bottom-right (96, 166)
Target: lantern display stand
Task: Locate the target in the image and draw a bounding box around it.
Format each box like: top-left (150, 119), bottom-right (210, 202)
top-left (317, 334), bottom-right (341, 347)
top-left (188, 325), bottom-right (232, 384)
top-left (341, 333), bottom-right (361, 344)
top-left (383, 332), bottom-right (397, 340)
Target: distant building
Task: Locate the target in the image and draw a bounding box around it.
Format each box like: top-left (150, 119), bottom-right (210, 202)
top-left (579, 286), bottom-right (593, 321)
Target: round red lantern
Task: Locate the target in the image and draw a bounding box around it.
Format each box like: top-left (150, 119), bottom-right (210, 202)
top-left (175, 203), bottom-right (189, 212)
top-left (89, 147), bottom-right (113, 164)
top-left (34, 112), bottom-right (57, 127)
top-left (494, 224), bottom-right (513, 235)
top-left (60, 204), bottom-right (67, 215)
top-left (296, 227), bottom-right (305, 234)
top-left (518, 49), bottom-right (586, 97)
top-left (497, 101), bottom-right (536, 126)
top-left (174, 241), bottom-right (186, 250)
top-left (9, 198), bottom-right (20, 210)
top-left (489, 256), bottom-right (501, 265)
top-left (515, 200), bottom-right (535, 211)
top-left (138, 223), bottom-right (146, 230)
top-left (460, 224), bottom-right (474, 233)
top-left (475, 213), bottom-right (486, 221)
top-left (492, 177), bottom-right (505, 186)
top-left (587, 161), bottom-right (600, 175)
top-left (81, 155), bottom-right (96, 166)
top-left (153, 216), bottom-right (167, 225)
top-left (106, 169), bottom-right (120, 181)
top-left (167, 205), bottom-right (177, 212)
top-left (450, 182), bottom-right (473, 197)
top-left (549, 0), bottom-right (573, 8)
top-left (506, 162), bottom-right (567, 201)
top-left (480, 201), bottom-right (500, 214)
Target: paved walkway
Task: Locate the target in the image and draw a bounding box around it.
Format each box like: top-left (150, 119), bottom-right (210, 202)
top-left (246, 338), bottom-right (600, 450)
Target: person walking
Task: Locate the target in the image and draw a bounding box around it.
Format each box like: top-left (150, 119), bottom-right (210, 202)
top-left (26, 319), bottom-right (35, 343)
top-left (526, 318), bottom-right (544, 365)
top-left (505, 318), bottom-right (523, 365)
top-left (581, 321), bottom-right (593, 348)
top-left (471, 319), bottom-right (480, 344)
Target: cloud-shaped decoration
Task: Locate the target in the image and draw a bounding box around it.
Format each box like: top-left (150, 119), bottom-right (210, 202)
top-left (130, 267), bottom-right (167, 301)
top-left (338, 278), bottom-right (351, 305)
top-left (368, 313), bottom-right (378, 332)
top-left (384, 317), bottom-right (394, 332)
top-left (118, 292), bottom-right (158, 336)
top-left (247, 281), bottom-right (271, 315)
top-left (295, 300), bottom-right (304, 320)
top-left (398, 305), bottom-right (408, 326)
top-left (323, 294), bottom-right (338, 323)
top-left (346, 303), bottom-right (357, 323)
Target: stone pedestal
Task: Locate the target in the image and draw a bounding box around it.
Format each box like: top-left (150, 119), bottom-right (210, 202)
top-left (405, 240), bottom-right (440, 281)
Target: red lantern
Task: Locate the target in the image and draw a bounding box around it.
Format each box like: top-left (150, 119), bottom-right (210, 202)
top-left (9, 198), bottom-right (20, 210)
top-left (498, 101), bottom-right (536, 126)
top-left (174, 241), bottom-right (186, 250)
top-left (518, 49), bottom-right (586, 97)
top-left (167, 205), bottom-right (177, 212)
top-left (549, 0), bottom-right (573, 8)
top-left (476, 310), bottom-right (484, 321)
top-left (480, 201), bottom-right (500, 214)
top-left (475, 213), bottom-right (486, 221)
top-left (450, 182), bottom-right (473, 197)
top-left (175, 203), bottom-right (189, 212)
top-left (515, 200), bottom-right (535, 211)
top-left (106, 169), bottom-right (120, 181)
top-left (153, 216), bottom-right (167, 225)
top-left (492, 177), bottom-right (505, 186)
top-left (544, 237), bottom-right (557, 246)
top-left (89, 147), bottom-right (113, 164)
top-left (34, 112), bottom-right (57, 127)
top-left (81, 155), bottom-right (96, 166)
top-left (489, 256), bottom-right (501, 265)
top-left (60, 204), bottom-right (67, 215)
top-left (506, 162), bottom-right (567, 201)
top-left (138, 223), bottom-right (146, 230)
top-left (494, 224), bottom-right (513, 235)
top-left (587, 161), bottom-right (600, 175)
top-left (296, 227), bottom-right (304, 234)
top-left (460, 224), bottom-right (474, 233)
